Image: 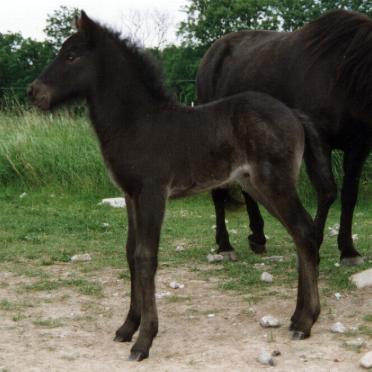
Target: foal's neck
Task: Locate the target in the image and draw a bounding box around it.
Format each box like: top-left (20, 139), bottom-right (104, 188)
top-left (89, 42), bottom-right (173, 132)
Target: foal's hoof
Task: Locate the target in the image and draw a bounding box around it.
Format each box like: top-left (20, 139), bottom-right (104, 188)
top-left (249, 241), bottom-right (267, 254)
top-left (129, 350), bottom-right (148, 362)
top-left (291, 330), bottom-right (306, 340)
top-left (114, 334), bottom-right (132, 343)
top-left (341, 256), bottom-right (364, 266)
top-left (220, 250), bottom-right (238, 261)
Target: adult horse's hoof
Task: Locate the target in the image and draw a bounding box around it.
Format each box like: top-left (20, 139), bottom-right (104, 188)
top-left (220, 250), bottom-right (238, 261)
top-left (341, 256), bottom-right (364, 266)
top-left (129, 350), bottom-right (148, 362)
top-left (249, 240), bottom-right (267, 254)
top-left (291, 330), bottom-right (306, 340)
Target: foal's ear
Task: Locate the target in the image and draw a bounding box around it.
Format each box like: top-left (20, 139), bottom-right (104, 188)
top-left (75, 10), bottom-right (100, 43)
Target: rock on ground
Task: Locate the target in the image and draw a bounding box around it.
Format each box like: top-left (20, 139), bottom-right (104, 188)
top-left (331, 322), bottom-right (347, 334)
top-left (261, 272), bottom-right (273, 283)
top-left (70, 254), bottom-right (92, 262)
top-left (350, 268), bottom-right (372, 289)
top-left (260, 315), bottom-right (281, 328)
top-left (360, 351), bottom-right (372, 369)
top-left (98, 197), bottom-right (126, 208)
top-left (258, 351), bottom-right (275, 366)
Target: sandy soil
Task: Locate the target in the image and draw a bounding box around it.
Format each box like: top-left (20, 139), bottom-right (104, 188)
top-left (0, 265), bottom-right (371, 372)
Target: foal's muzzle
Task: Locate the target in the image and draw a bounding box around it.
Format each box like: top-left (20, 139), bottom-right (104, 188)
top-left (27, 80), bottom-right (53, 110)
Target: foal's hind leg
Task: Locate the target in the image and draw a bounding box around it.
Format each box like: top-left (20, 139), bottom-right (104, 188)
top-left (115, 195), bottom-right (141, 342)
top-left (245, 176), bottom-right (320, 338)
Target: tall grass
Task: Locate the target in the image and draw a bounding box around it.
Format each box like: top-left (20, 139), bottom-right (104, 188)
top-left (0, 107), bottom-right (371, 201)
top-left (0, 108), bottom-right (116, 195)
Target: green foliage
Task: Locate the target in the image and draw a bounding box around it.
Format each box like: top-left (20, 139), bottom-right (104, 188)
top-left (0, 109), bottom-right (116, 194)
top-left (155, 45), bottom-right (204, 104)
top-left (0, 33), bottom-right (53, 104)
top-left (178, 0), bottom-right (372, 47)
top-left (43, 5), bottom-right (80, 51)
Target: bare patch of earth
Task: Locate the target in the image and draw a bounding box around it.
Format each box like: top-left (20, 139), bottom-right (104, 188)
top-left (0, 265), bottom-right (371, 371)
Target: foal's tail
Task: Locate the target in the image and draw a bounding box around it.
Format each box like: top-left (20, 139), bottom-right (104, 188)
top-left (292, 109), bottom-right (321, 156)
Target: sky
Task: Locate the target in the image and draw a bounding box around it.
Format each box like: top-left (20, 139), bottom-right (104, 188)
top-left (0, 0), bottom-right (188, 46)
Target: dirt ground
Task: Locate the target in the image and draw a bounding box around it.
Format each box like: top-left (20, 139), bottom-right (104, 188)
top-left (0, 265), bottom-right (371, 372)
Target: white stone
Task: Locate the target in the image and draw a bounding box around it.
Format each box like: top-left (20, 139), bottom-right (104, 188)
top-left (175, 245), bottom-right (185, 252)
top-left (102, 222), bottom-right (109, 227)
top-left (258, 351), bottom-right (275, 366)
top-left (360, 351), bottom-right (372, 369)
top-left (328, 228), bottom-right (339, 237)
top-left (331, 322), bottom-right (347, 333)
top-left (207, 254), bottom-right (224, 263)
top-left (260, 315), bottom-right (281, 328)
top-left (98, 197), bottom-right (126, 208)
top-left (263, 256), bottom-right (284, 262)
top-left (335, 292), bottom-right (342, 300)
top-left (19, 192), bottom-right (27, 199)
top-left (345, 338), bottom-right (365, 348)
top-left (169, 281), bottom-right (184, 289)
top-left (334, 262), bottom-right (341, 267)
top-left (207, 313), bottom-right (215, 318)
top-left (71, 253), bottom-right (92, 262)
top-left (350, 268), bottom-right (372, 289)
top-left (261, 272), bottom-right (273, 283)
top-left (155, 291), bottom-right (171, 299)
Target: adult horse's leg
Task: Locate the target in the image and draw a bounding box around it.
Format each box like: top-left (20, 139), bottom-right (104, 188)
top-left (114, 195), bottom-right (141, 342)
top-left (242, 191), bottom-right (267, 254)
top-left (129, 187), bottom-right (166, 361)
top-left (303, 143), bottom-right (337, 249)
top-left (211, 188), bottom-right (237, 260)
top-left (338, 139), bottom-right (371, 265)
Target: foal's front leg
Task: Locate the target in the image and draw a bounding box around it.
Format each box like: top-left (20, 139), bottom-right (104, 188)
top-left (115, 195), bottom-right (141, 342)
top-left (129, 187), bottom-right (166, 361)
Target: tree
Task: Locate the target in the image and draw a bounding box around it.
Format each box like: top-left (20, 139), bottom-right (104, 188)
top-left (0, 33), bottom-right (53, 105)
top-left (178, 0), bottom-right (372, 47)
top-left (43, 5), bottom-right (80, 50)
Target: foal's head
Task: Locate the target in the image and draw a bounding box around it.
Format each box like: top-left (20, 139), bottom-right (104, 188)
top-left (28, 11), bottom-right (103, 110)
top-left (29, 11), bottom-right (170, 110)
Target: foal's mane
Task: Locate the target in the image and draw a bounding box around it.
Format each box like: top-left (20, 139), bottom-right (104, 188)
top-left (93, 21), bottom-right (173, 103)
top-left (302, 9), bottom-right (372, 109)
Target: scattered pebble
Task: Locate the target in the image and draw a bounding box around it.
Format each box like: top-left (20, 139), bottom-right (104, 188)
top-left (360, 351), bottom-right (372, 369)
top-left (70, 253), bottom-right (92, 262)
top-left (334, 262), bottom-right (341, 267)
top-left (155, 291), bottom-right (171, 299)
top-left (352, 234), bottom-right (359, 241)
top-left (335, 292), bottom-right (342, 300)
top-left (261, 272), bottom-right (273, 283)
top-left (263, 256), bottom-right (284, 262)
top-left (98, 197), bottom-right (126, 208)
top-left (331, 322), bottom-right (347, 334)
top-left (328, 223), bottom-right (340, 237)
top-left (102, 222), bottom-right (109, 227)
top-left (350, 268), bottom-right (372, 289)
top-left (207, 254), bottom-right (224, 263)
top-left (272, 350), bottom-right (281, 357)
top-left (19, 192), bottom-right (27, 199)
top-left (258, 351), bottom-right (275, 366)
top-left (169, 281), bottom-right (184, 289)
top-left (345, 338), bottom-right (365, 348)
top-left (175, 245), bottom-right (185, 252)
top-left (260, 315), bottom-right (281, 328)
top-left (207, 313), bottom-right (215, 318)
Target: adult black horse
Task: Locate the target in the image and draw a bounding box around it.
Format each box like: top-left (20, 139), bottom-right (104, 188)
top-left (197, 9), bottom-right (372, 265)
